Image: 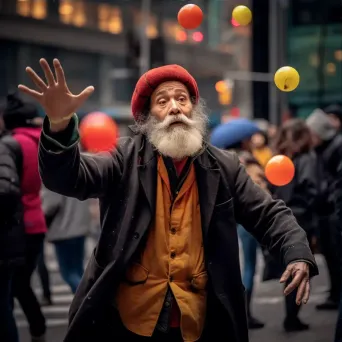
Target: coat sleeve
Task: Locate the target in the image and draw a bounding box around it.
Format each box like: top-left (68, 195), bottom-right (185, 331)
top-left (232, 153), bottom-right (318, 276)
top-left (39, 115), bottom-right (124, 200)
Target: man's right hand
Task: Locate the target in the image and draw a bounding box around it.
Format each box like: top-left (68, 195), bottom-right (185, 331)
top-left (18, 58), bottom-right (94, 131)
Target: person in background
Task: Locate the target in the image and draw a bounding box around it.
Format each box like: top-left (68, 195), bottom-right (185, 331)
top-left (324, 104), bottom-right (342, 132)
top-left (331, 117), bottom-right (342, 342)
top-left (0, 107), bottom-right (25, 342)
top-left (0, 100), bottom-right (5, 133)
top-left (2, 93), bottom-right (47, 342)
top-left (237, 152), bottom-right (268, 329)
top-left (41, 185), bottom-right (92, 294)
top-left (36, 245), bottom-right (53, 306)
top-left (306, 109), bottom-right (342, 311)
top-left (251, 131), bottom-right (273, 168)
top-left (271, 118), bottom-right (318, 331)
top-left (210, 119), bottom-right (267, 329)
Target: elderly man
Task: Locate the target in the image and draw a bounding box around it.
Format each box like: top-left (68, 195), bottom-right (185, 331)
top-left (19, 59), bottom-right (318, 342)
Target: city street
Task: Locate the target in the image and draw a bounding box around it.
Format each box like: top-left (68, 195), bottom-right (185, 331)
top-left (17, 241), bottom-right (337, 342)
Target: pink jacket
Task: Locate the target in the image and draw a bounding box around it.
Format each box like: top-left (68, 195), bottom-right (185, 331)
top-left (13, 127), bottom-right (47, 235)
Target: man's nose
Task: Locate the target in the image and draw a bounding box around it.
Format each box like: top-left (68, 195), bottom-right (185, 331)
top-left (169, 99), bottom-right (181, 115)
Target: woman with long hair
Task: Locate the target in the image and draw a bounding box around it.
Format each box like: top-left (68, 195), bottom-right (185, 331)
top-left (271, 118), bottom-right (318, 332)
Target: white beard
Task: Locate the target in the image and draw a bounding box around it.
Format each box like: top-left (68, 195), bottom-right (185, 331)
top-left (149, 124), bottom-right (203, 160)
top-left (137, 100), bottom-right (208, 160)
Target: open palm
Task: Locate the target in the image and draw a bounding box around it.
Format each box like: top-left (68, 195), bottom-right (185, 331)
top-left (18, 58), bottom-right (94, 122)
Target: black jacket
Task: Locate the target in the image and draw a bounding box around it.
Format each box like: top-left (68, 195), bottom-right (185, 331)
top-left (39, 118), bottom-right (318, 342)
top-left (271, 152), bottom-right (318, 233)
top-left (315, 134), bottom-right (342, 216)
top-left (0, 134), bottom-right (25, 265)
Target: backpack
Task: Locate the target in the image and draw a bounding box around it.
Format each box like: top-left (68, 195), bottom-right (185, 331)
top-left (0, 134), bottom-right (23, 219)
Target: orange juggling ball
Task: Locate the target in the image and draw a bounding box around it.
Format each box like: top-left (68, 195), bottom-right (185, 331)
top-left (178, 4), bottom-right (203, 30)
top-left (265, 155), bottom-right (295, 186)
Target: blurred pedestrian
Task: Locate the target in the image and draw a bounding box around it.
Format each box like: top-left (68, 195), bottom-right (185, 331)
top-left (211, 119), bottom-right (267, 329)
top-left (0, 108), bottom-right (25, 342)
top-left (36, 250), bottom-right (53, 306)
top-left (2, 93), bottom-right (47, 342)
top-left (251, 131), bottom-right (273, 168)
top-left (324, 104), bottom-right (342, 132)
top-left (271, 118), bottom-right (318, 331)
top-left (41, 186), bottom-right (92, 294)
top-left (307, 109), bottom-right (342, 311)
top-left (237, 152), bottom-right (268, 329)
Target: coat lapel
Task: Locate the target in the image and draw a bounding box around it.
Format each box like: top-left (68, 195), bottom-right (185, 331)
top-left (137, 138), bottom-right (157, 214)
top-left (195, 148), bottom-right (221, 237)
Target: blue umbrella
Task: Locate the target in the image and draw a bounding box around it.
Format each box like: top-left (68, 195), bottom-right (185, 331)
top-left (210, 118), bottom-right (261, 149)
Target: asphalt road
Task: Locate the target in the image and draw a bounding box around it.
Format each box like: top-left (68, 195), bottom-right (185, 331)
top-left (17, 241), bottom-right (337, 342)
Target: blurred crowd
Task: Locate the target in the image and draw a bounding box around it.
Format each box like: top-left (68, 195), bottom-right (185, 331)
top-left (1, 92), bottom-right (342, 341)
top-left (0, 93), bottom-right (100, 342)
top-left (210, 104), bottom-right (342, 335)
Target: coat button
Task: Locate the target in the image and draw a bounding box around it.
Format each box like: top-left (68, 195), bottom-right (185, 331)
top-left (170, 252), bottom-right (176, 259)
top-left (170, 228), bottom-right (176, 235)
top-left (133, 232), bottom-right (140, 239)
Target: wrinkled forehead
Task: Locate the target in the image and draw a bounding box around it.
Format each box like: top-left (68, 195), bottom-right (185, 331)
top-left (151, 81), bottom-right (190, 100)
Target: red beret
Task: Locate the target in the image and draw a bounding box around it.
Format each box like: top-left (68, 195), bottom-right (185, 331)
top-left (131, 64), bottom-right (199, 121)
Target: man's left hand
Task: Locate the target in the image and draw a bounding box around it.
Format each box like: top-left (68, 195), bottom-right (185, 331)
top-left (280, 261), bottom-right (310, 305)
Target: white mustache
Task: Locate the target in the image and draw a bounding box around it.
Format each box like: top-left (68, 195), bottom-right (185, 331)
top-left (157, 114), bottom-right (194, 130)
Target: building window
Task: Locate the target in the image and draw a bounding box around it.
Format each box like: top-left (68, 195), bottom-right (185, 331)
top-left (146, 19), bottom-right (158, 39)
top-left (59, 0), bottom-right (86, 27)
top-left (98, 4), bottom-right (123, 34)
top-left (133, 9), bottom-right (158, 38)
top-left (16, 0), bottom-right (47, 20)
top-left (163, 20), bottom-right (185, 43)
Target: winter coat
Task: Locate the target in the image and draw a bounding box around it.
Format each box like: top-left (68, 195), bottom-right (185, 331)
top-left (38, 118), bottom-right (318, 342)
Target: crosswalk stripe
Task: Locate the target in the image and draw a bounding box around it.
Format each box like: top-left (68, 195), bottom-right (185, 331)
top-left (16, 319), bottom-right (68, 328)
top-left (15, 306), bottom-right (69, 315)
top-left (15, 293), bottom-right (329, 328)
top-left (34, 284), bottom-right (70, 295)
top-left (15, 253), bottom-right (327, 328)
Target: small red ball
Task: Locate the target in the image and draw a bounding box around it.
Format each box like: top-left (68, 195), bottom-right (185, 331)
top-left (178, 4), bottom-right (203, 30)
top-left (80, 112), bottom-right (118, 153)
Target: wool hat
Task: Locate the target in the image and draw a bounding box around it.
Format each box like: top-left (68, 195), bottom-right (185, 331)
top-left (324, 104), bottom-right (342, 120)
top-left (3, 92), bottom-right (39, 130)
top-left (131, 64), bottom-right (199, 121)
top-left (306, 108), bottom-right (336, 141)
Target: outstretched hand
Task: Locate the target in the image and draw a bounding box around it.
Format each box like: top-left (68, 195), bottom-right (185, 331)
top-left (18, 58), bottom-right (94, 124)
top-left (280, 261), bottom-right (310, 305)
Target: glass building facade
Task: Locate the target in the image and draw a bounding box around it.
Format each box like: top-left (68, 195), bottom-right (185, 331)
top-left (287, 0), bottom-right (342, 118)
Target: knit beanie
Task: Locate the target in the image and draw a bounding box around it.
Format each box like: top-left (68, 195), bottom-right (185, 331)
top-left (131, 64), bottom-right (199, 121)
top-left (3, 93), bottom-right (39, 130)
top-left (324, 104), bottom-right (342, 120)
top-left (306, 108), bottom-right (336, 141)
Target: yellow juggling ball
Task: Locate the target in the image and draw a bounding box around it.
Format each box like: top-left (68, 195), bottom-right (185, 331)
top-left (274, 66), bottom-right (300, 92)
top-left (232, 5), bottom-right (252, 26)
